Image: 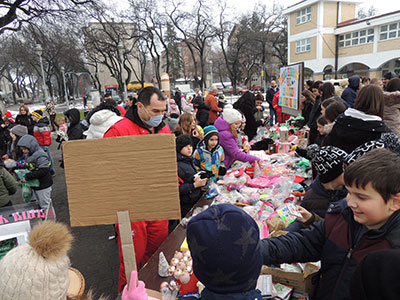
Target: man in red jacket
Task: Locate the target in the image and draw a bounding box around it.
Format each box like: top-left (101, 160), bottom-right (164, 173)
top-left (104, 86), bottom-right (170, 292)
top-left (204, 87), bottom-right (222, 125)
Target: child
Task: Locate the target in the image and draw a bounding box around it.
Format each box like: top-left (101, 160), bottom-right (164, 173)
top-left (187, 204), bottom-right (263, 299)
top-left (64, 108), bottom-right (84, 140)
top-left (193, 125), bottom-right (226, 182)
top-left (57, 116), bottom-right (68, 134)
top-left (261, 148), bottom-right (400, 300)
top-left (17, 135), bottom-right (53, 210)
top-left (214, 105), bottom-right (260, 169)
top-left (9, 124), bottom-right (28, 168)
top-left (32, 109), bottom-right (54, 175)
top-left (315, 115), bottom-right (328, 146)
top-left (254, 93), bottom-right (266, 123)
top-left (176, 134), bottom-right (207, 217)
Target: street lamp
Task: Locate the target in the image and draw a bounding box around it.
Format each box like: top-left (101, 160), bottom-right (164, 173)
top-left (210, 60), bottom-right (213, 87)
top-left (118, 42), bottom-right (128, 101)
top-left (35, 44), bottom-right (49, 101)
top-left (61, 67), bottom-right (69, 108)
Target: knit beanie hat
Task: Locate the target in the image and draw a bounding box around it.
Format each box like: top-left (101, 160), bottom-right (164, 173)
top-left (345, 132), bottom-right (400, 165)
top-left (350, 249), bottom-right (400, 300)
top-left (187, 204), bottom-right (262, 293)
top-left (0, 221), bottom-right (73, 300)
top-left (10, 124), bottom-right (28, 137)
top-left (307, 144), bottom-right (348, 184)
top-left (203, 125), bottom-right (218, 139)
top-left (32, 109), bottom-right (44, 119)
top-left (221, 104), bottom-right (243, 124)
top-left (176, 134), bottom-right (192, 153)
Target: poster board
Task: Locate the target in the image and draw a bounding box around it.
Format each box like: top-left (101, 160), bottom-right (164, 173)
top-left (63, 134), bottom-right (181, 227)
top-left (278, 62), bottom-right (304, 116)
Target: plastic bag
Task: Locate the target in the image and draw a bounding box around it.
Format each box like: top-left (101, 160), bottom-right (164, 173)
top-left (21, 185), bottom-right (33, 203)
top-left (15, 169), bottom-right (40, 203)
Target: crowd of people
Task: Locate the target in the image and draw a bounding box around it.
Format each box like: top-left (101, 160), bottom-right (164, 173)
top-left (1, 70), bottom-right (400, 300)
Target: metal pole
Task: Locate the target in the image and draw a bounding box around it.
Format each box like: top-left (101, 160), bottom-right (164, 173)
top-left (118, 42), bottom-right (127, 101)
top-left (61, 67), bottom-right (69, 108)
top-left (36, 44), bottom-right (49, 101)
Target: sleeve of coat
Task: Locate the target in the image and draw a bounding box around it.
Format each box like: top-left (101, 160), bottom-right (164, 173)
top-left (210, 97), bottom-right (222, 113)
top-left (2, 168), bottom-right (18, 195)
top-left (261, 220), bottom-right (326, 265)
top-left (220, 133), bottom-right (260, 164)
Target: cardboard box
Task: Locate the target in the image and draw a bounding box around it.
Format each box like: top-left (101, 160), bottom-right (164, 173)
top-left (262, 266), bottom-right (320, 297)
top-left (63, 134), bottom-right (181, 227)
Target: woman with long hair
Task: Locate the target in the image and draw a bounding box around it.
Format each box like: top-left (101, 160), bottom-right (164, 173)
top-left (300, 90), bottom-right (315, 126)
top-left (324, 85), bottom-right (390, 153)
top-left (174, 113), bottom-right (203, 147)
top-left (15, 105), bottom-right (34, 135)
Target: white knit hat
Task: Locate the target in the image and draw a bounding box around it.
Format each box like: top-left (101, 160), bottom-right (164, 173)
top-left (0, 221), bottom-right (73, 300)
top-left (222, 104), bottom-right (243, 124)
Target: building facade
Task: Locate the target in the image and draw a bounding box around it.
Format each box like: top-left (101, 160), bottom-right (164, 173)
top-left (284, 0), bottom-right (400, 80)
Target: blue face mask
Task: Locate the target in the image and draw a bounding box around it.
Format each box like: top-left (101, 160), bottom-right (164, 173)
top-left (142, 106), bottom-right (163, 128)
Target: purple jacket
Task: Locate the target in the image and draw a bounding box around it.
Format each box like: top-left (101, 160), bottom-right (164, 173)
top-left (214, 116), bottom-right (260, 168)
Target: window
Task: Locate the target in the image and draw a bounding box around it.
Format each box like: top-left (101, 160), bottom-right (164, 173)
top-left (339, 29), bottom-right (374, 48)
top-left (296, 6), bottom-right (311, 25)
top-left (380, 22), bottom-right (400, 40)
top-left (296, 38), bottom-right (311, 53)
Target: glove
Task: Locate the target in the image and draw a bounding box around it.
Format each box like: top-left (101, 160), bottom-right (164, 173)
top-left (218, 166), bottom-right (227, 176)
top-left (121, 271), bottom-right (148, 300)
top-left (295, 147), bottom-right (308, 159)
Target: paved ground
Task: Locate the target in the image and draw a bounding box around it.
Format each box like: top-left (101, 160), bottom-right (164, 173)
top-left (10, 139), bottom-right (120, 299)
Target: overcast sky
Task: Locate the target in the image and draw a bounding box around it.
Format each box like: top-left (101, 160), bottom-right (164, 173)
top-left (114, 0), bottom-right (400, 16)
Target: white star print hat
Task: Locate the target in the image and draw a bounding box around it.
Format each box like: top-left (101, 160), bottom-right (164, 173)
top-left (187, 204), bottom-right (262, 293)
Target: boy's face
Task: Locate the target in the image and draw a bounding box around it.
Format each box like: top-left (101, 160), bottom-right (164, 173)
top-left (323, 173), bottom-right (344, 190)
top-left (255, 100), bottom-right (263, 107)
top-left (346, 183), bottom-right (400, 230)
top-left (207, 135), bottom-right (218, 150)
top-left (21, 147), bottom-right (30, 155)
top-left (180, 144), bottom-right (193, 157)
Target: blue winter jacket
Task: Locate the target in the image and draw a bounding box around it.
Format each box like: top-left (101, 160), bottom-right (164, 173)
top-left (341, 75), bottom-right (360, 108)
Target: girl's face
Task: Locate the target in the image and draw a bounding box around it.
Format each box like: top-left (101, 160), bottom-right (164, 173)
top-left (207, 135), bottom-right (219, 150)
top-left (321, 105), bottom-right (326, 116)
top-left (312, 88), bottom-right (320, 97)
top-left (191, 118), bottom-right (196, 129)
top-left (20, 108), bottom-right (27, 115)
top-left (317, 123), bottom-right (325, 135)
top-left (232, 121), bottom-right (242, 130)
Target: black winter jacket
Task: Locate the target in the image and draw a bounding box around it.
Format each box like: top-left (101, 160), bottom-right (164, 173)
top-left (308, 96), bottom-right (321, 145)
top-left (15, 114), bottom-right (34, 135)
top-left (65, 109), bottom-right (84, 140)
top-left (301, 101), bottom-right (313, 127)
top-left (262, 199), bottom-right (400, 300)
top-left (324, 108), bottom-right (390, 153)
top-left (196, 102), bottom-right (211, 128)
top-left (177, 153), bottom-right (202, 218)
top-left (266, 87), bottom-right (278, 106)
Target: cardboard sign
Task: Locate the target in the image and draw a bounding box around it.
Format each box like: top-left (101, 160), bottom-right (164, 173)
top-left (63, 134), bottom-right (181, 227)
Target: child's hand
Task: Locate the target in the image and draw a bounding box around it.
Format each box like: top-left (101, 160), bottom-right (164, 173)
top-left (194, 177), bottom-right (208, 188)
top-left (192, 130), bottom-right (199, 138)
top-left (121, 271), bottom-right (148, 300)
top-left (296, 206), bottom-right (313, 223)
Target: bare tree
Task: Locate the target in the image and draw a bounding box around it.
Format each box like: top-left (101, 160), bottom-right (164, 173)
top-left (168, 0), bottom-right (214, 91)
top-left (0, 0), bottom-right (94, 35)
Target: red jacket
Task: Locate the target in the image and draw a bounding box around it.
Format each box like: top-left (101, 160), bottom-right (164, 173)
top-left (104, 106), bottom-right (170, 292)
top-left (33, 117), bottom-right (52, 146)
top-left (272, 91), bottom-right (290, 124)
top-left (204, 92), bottom-right (222, 124)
